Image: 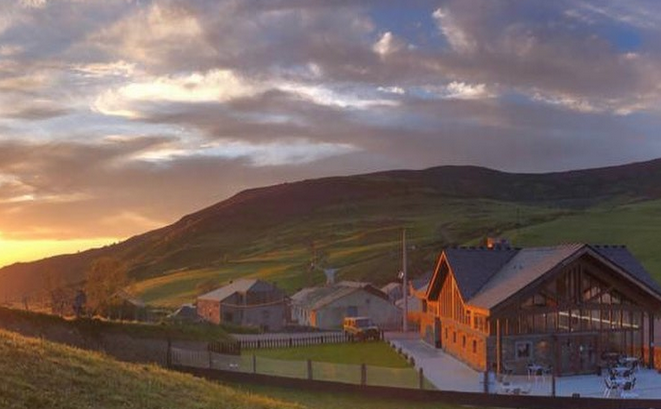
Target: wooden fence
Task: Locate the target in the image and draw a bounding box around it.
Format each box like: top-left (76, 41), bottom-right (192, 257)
top-left (237, 332), bottom-right (367, 350)
top-left (207, 332), bottom-right (386, 355)
top-left (174, 365), bottom-right (661, 409)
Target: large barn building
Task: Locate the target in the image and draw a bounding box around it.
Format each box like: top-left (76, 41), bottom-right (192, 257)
top-left (419, 244), bottom-right (661, 375)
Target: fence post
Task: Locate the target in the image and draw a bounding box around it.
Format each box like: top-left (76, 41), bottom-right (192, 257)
top-left (307, 359), bottom-right (313, 380)
top-left (360, 363), bottom-right (367, 386)
top-left (551, 372), bottom-right (556, 397)
top-left (166, 338), bottom-right (172, 368)
top-left (419, 368), bottom-right (424, 390)
top-left (289, 337), bottom-right (293, 347)
top-left (208, 349), bottom-right (213, 369)
top-left (252, 354), bottom-right (257, 374)
top-left (483, 370), bottom-right (489, 393)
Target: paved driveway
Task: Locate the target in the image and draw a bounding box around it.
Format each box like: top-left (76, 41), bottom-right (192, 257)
top-left (385, 332), bottom-right (661, 399)
top-left (385, 332), bottom-right (483, 392)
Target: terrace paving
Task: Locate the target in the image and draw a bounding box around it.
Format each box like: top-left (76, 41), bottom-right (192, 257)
top-left (386, 332), bottom-right (661, 400)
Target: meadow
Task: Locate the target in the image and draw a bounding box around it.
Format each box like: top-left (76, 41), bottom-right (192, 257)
top-left (131, 197), bottom-right (661, 310)
top-left (0, 328), bottom-right (471, 409)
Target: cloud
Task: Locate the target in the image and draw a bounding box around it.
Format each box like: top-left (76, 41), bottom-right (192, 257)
top-left (93, 69), bottom-right (261, 118)
top-left (433, 7), bottom-right (476, 53)
top-left (372, 32), bottom-right (404, 56)
top-left (0, 0), bottom-right (661, 255)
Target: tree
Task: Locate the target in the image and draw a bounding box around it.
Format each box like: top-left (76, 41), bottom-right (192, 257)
top-left (85, 257), bottom-right (128, 316)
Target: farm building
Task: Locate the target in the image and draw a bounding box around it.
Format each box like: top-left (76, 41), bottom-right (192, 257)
top-left (419, 244), bottom-right (661, 375)
top-left (291, 281), bottom-right (401, 330)
top-left (197, 279), bottom-right (288, 331)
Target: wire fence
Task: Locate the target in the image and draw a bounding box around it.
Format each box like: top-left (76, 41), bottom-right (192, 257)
top-left (170, 347), bottom-right (429, 389)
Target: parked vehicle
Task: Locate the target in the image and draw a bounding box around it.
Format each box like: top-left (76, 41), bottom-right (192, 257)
top-left (343, 316), bottom-right (380, 341)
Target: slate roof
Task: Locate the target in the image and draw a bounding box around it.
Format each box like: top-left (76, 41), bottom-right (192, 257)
top-left (438, 243), bottom-right (661, 311)
top-left (469, 244), bottom-right (583, 309)
top-left (591, 245), bottom-right (661, 295)
top-left (443, 247), bottom-right (518, 300)
top-left (197, 279), bottom-right (282, 302)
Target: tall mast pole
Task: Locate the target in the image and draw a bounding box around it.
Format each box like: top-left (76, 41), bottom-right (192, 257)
top-left (402, 228), bottom-right (408, 332)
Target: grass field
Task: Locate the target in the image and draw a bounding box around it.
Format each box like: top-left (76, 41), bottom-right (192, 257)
top-left (242, 342), bottom-right (436, 389)
top-left (132, 198), bottom-right (568, 308)
top-left (503, 199), bottom-right (661, 281)
top-left (246, 342), bottom-right (411, 368)
top-left (0, 329), bottom-right (295, 409)
top-left (0, 328), bottom-right (473, 409)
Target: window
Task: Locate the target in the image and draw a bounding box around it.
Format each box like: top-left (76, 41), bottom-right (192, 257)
top-left (462, 335), bottom-right (466, 348)
top-left (472, 340), bottom-right (477, 354)
top-left (453, 331), bottom-right (457, 344)
top-left (515, 341), bottom-right (532, 360)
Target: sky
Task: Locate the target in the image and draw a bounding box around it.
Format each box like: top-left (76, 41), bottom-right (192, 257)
top-left (1, 0), bottom-right (661, 267)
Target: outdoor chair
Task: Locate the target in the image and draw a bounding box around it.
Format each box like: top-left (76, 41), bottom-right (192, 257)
top-left (620, 379), bottom-right (638, 399)
top-left (602, 378), bottom-right (618, 398)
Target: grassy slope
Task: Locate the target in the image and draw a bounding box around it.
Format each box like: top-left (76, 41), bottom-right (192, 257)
top-left (246, 342), bottom-right (411, 368)
top-left (0, 329), bottom-right (468, 409)
top-left (0, 329), bottom-right (294, 409)
top-left (502, 199), bottom-right (661, 275)
top-left (133, 198), bottom-right (565, 307)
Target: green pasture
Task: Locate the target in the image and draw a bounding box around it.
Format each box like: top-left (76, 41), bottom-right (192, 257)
top-left (503, 199), bottom-right (661, 281)
top-left (243, 342), bottom-right (435, 389)
top-left (132, 197), bottom-right (569, 309)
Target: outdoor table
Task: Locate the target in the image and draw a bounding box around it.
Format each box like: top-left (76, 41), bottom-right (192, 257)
top-left (620, 357), bottom-right (639, 368)
top-left (527, 364), bottom-right (544, 381)
top-left (610, 366), bottom-right (630, 377)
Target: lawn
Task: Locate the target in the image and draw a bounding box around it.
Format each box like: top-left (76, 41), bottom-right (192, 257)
top-left (246, 342), bottom-right (411, 368)
top-left (242, 342), bottom-right (435, 389)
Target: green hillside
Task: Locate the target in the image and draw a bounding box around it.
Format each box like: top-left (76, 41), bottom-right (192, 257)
top-left (0, 329), bottom-right (469, 409)
top-left (3, 159), bottom-right (661, 308)
top-left (502, 199), bottom-right (661, 275)
top-left (0, 329), bottom-right (295, 409)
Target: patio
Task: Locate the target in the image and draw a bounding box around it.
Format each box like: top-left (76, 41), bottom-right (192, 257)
top-left (386, 333), bottom-right (661, 399)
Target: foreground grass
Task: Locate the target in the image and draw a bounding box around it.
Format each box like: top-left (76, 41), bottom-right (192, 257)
top-left (226, 382), bottom-right (472, 409)
top-left (0, 329), bottom-right (297, 409)
top-left (0, 329), bottom-right (475, 409)
top-left (246, 342), bottom-right (411, 368)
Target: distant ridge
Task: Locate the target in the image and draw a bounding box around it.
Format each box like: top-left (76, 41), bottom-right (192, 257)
top-left (3, 158), bottom-right (661, 301)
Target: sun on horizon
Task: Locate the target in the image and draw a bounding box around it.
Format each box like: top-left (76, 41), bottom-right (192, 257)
top-left (0, 236), bottom-right (120, 268)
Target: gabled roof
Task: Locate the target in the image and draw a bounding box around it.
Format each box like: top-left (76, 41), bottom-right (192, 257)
top-left (469, 244), bottom-right (583, 309)
top-left (442, 247), bottom-right (518, 300)
top-left (292, 282), bottom-right (389, 311)
top-left (432, 243), bottom-right (661, 312)
top-left (591, 245), bottom-right (661, 296)
top-left (197, 279), bottom-right (282, 302)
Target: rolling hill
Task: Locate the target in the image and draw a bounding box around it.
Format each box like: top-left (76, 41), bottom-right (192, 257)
top-left (3, 158), bottom-right (661, 308)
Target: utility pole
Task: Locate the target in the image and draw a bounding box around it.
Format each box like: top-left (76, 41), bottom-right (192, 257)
top-left (402, 229), bottom-right (408, 332)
